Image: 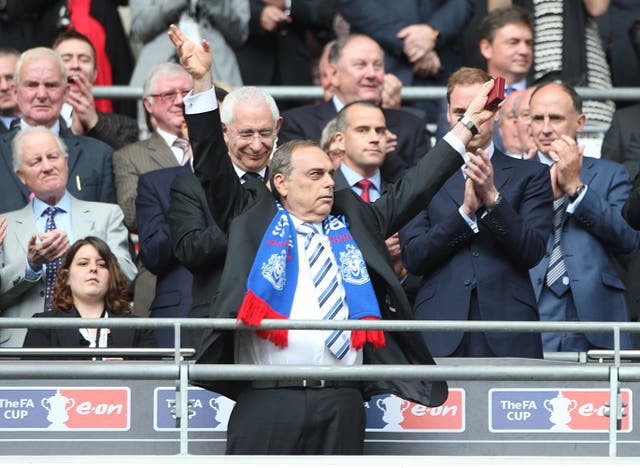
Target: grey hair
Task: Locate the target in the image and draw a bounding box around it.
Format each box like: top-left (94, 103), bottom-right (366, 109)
top-left (14, 47), bottom-right (66, 86)
top-left (320, 117), bottom-right (338, 151)
top-left (142, 62), bottom-right (192, 98)
top-left (12, 126), bottom-right (68, 172)
top-left (335, 100), bottom-right (380, 133)
top-left (269, 140), bottom-right (321, 202)
top-left (220, 86), bottom-right (280, 127)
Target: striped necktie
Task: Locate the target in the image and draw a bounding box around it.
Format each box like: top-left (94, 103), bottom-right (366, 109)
top-left (298, 222), bottom-right (351, 359)
top-left (546, 196), bottom-right (570, 295)
top-left (172, 137), bottom-right (192, 166)
top-left (44, 206), bottom-right (62, 311)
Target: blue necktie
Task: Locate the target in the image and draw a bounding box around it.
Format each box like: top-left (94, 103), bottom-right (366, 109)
top-left (44, 206), bottom-right (62, 311)
top-left (298, 222), bottom-right (351, 359)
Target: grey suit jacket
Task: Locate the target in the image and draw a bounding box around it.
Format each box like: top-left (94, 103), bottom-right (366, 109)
top-left (0, 196), bottom-right (137, 347)
top-left (113, 131), bottom-right (181, 231)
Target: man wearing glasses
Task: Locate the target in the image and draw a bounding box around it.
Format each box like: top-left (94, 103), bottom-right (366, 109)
top-left (113, 62), bottom-right (193, 316)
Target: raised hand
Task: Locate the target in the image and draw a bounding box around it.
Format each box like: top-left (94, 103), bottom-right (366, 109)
top-left (464, 148), bottom-right (498, 206)
top-left (168, 24), bottom-right (212, 90)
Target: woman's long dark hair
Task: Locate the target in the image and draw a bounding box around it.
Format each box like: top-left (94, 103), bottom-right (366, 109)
top-left (51, 236), bottom-right (132, 314)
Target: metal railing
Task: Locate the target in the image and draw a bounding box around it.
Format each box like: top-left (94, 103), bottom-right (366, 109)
top-left (0, 317), bottom-right (638, 457)
top-left (92, 85), bottom-right (640, 102)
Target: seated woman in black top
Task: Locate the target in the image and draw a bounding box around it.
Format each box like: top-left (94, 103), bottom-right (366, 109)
top-left (23, 236), bottom-right (156, 354)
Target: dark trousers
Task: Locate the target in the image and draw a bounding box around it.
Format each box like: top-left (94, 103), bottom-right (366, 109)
top-left (450, 288), bottom-right (496, 357)
top-left (226, 386), bottom-right (365, 455)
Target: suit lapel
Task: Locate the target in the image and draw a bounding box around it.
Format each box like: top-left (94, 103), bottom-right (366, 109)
top-left (11, 203), bottom-right (37, 255)
top-left (60, 129), bottom-right (81, 175)
top-left (443, 170), bottom-right (465, 206)
top-left (147, 132), bottom-right (181, 168)
top-left (491, 151), bottom-right (514, 193)
top-left (70, 197), bottom-right (95, 240)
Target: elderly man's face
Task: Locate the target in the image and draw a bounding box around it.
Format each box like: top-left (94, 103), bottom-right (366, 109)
top-left (332, 36), bottom-right (385, 105)
top-left (16, 130), bottom-right (69, 203)
top-left (498, 91), bottom-right (524, 154)
top-left (14, 56), bottom-right (68, 128)
top-left (529, 83), bottom-right (585, 155)
top-left (223, 99), bottom-right (281, 173)
top-left (143, 71), bottom-right (193, 135)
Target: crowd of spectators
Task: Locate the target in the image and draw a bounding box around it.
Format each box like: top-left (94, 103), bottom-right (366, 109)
top-left (0, 2), bottom-right (639, 357)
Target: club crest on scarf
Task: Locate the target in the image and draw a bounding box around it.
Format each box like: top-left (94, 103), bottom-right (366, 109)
top-left (237, 202), bottom-right (385, 351)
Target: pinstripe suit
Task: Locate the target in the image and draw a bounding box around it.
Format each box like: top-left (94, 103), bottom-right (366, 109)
top-left (113, 131), bottom-right (181, 231)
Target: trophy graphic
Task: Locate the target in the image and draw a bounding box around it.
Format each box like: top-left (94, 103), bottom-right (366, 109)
top-left (544, 391), bottom-right (577, 431)
top-left (209, 396), bottom-right (234, 430)
top-left (376, 394), bottom-right (410, 430)
top-left (41, 390), bottom-right (75, 429)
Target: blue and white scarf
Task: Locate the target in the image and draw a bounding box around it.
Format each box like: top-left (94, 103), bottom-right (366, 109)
top-left (237, 203), bottom-right (385, 350)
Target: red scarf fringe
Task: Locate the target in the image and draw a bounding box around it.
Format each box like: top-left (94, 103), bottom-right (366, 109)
top-left (238, 291), bottom-right (386, 351)
top-left (351, 316), bottom-right (386, 351)
top-left (237, 290), bottom-right (289, 347)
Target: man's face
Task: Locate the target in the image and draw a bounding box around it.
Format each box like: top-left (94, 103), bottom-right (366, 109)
top-left (14, 56), bottom-right (68, 128)
top-left (54, 38), bottom-right (97, 90)
top-left (223, 100), bottom-right (281, 173)
top-left (498, 91), bottom-right (523, 154)
top-left (276, 146), bottom-right (335, 223)
top-left (16, 131), bottom-right (69, 202)
top-left (447, 82), bottom-right (494, 153)
top-left (143, 72), bottom-right (193, 135)
top-left (332, 36), bottom-right (385, 104)
top-left (0, 54), bottom-right (19, 117)
top-left (481, 23), bottom-right (533, 82)
top-left (516, 87), bottom-right (536, 152)
top-left (335, 104), bottom-right (387, 178)
top-left (529, 84), bottom-right (585, 155)
top-left (319, 45), bottom-right (335, 101)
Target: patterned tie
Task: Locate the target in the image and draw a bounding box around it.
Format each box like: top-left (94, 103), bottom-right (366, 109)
top-left (298, 222), bottom-right (351, 359)
top-left (172, 137), bottom-right (192, 166)
top-left (356, 179), bottom-right (373, 203)
top-left (546, 196), bottom-right (570, 295)
top-left (44, 206), bottom-right (62, 311)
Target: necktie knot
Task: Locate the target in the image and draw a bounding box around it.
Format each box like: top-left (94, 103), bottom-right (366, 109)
top-left (241, 172), bottom-right (263, 183)
top-left (172, 137), bottom-right (192, 166)
top-left (356, 179), bottom-right (373, 203)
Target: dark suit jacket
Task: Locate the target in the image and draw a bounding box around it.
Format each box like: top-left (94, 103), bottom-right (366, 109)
top-left (168, 171), bottom-right (229, 351)
top-left (0, 125), bottom-right (115, 214)
top-left (601, 103), bottom-right (640, 322)
top-left (337, 0), bottom-right (472, 86)
top-left (400, 151), bottom-right (553, 357)
top-left (188, 106), bottom-right (464, 407)
top-left (87, 111), bottom-right (139, 150)
top-left (22, 309), bottom-right (156, 354)
top-left (136, 166), bottom-right (194, 348)
top-left (234, 0), bottom-right (335, 89)
top-left (280, 100), bottom-right (430, 183)
top-left (529, 157), bottom-right (640, 349)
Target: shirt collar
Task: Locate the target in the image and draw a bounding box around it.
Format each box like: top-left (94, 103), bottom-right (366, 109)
top-left (33, 190), bottom-right (71, 217)
top-left (21, 118), bottom-right (61, 136)
top-left (339, 163), bottom-right (381, 192)
top-left (232, 162), bottom-right (268, 181)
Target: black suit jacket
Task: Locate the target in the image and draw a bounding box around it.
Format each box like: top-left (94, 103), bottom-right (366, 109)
top-left (188, 106), bottom-right (462, 406)
top-left (280, 100), bottom-right (430, 183)
top-left (168, 170), bottom-right (228, 350)
top-left (0, 124), bottom-right (116, 213)
top-left (22, 309), bottom-right (156, 354)
top-left (400, 150), bottom-right (553, 357)
top-left (87, 111), bottom-right (139, 150)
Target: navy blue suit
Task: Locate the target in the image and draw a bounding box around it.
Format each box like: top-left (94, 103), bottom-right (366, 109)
top-left (0, 125), bottom-right (115, 214)
top-left (136, 166), bottom-right (194, 348)
top-left (529, 157), bottom-right (640, 350)
top-left (400, 150), bottom-right (553, 357)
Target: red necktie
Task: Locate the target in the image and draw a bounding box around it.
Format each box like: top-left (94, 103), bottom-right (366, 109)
top-left (356, 179), bottom-right (373, 203)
